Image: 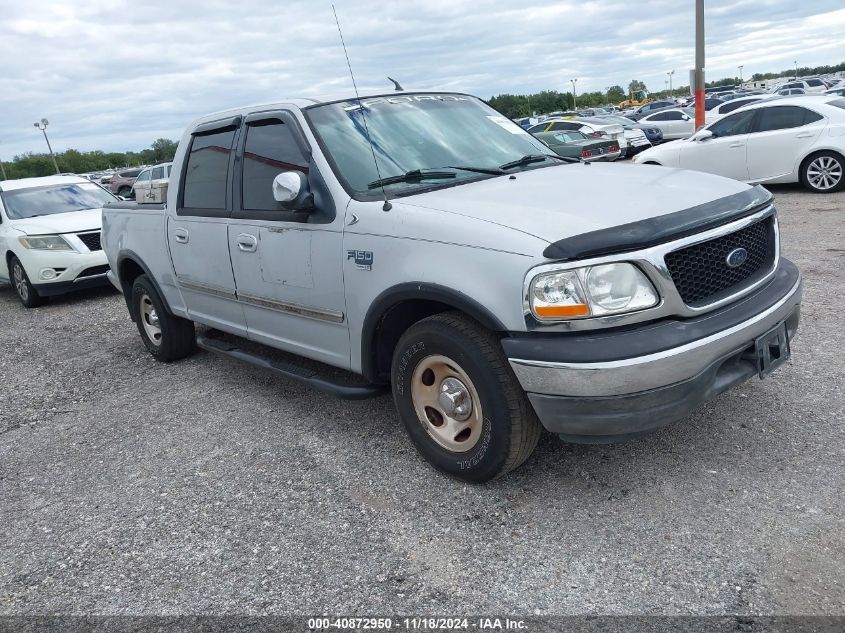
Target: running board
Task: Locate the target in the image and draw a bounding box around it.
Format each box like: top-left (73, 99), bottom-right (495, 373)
top-left (196, 334), bottom-right (387, 400)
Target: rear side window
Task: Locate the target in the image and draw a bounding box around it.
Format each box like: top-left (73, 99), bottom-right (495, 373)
top-left (183, 128), bottom-right (237, 210)
top-left (120, 169), bottom-right (142, 178)
top-left (755, 106), bottom-right (822, 132)
top-left (650, 111), bottom-right (684, 121)
top-left (829, 98), bottom-right (845, 109)
top-left (151, 166), bottom-right (164, 180)
top-left (722, 98), bottom-right (759, 114)
top-left (242, 120), bottom-right (309, 211)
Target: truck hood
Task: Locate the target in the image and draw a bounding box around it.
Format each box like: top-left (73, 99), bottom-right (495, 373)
top-left (399, 162), bottom-right (750, 244)
top-left (9, 208), bottom-right (102, 235)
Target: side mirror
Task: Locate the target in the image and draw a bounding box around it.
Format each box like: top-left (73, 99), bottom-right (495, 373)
top-left (681, 114), bottom-right (691, 121)
top-left (272, 171), bottom-right (313, 211)
top-left (693, 129), bottom-right (714, 142)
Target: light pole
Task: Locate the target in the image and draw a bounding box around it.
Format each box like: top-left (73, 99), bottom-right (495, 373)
top-left (738, 65), bottom-right (744, 83)
top-left (0, 141), bottom-right (7, 181)
top-left (794, 60), bottom-right (799, 80)
top-left (33, 119), bottom-right (59, 174)
top-left (694, 0), bottom-right (705, 130)
top-left (570, 78), bottom-right (578, 109)
top-left (667, 69), bottom-right (675, 96)
top-left (605, 86), bottom-right (612, 106)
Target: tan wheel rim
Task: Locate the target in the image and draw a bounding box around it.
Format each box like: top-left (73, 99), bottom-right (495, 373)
top-left (410, 354), bottom-right (483, 453)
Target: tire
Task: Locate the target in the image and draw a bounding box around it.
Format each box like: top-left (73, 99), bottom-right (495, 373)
top-left (131, 274), bottom-right (195, 362)
top-left (9, 256), bottom-right (43, 308)
top-left (800, 151), bottom-right (845, 193)
top-left (391, 311), bottom-right (541, 483)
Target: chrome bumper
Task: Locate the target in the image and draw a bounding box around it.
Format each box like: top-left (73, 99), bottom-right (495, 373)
top-left (509, 275), bottom-right (802, 398)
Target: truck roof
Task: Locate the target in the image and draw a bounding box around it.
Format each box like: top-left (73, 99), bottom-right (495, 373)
top-left (186, 89), bottom-right (469, 128)
top-left (0, 175), bottom-right (90, 192)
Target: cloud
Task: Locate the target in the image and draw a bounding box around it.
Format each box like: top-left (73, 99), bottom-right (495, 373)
top-left (1, 0), bottom-right (843, 160)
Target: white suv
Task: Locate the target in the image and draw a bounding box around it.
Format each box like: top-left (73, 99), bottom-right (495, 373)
top-left (0, 176), bottom-right (115, 307)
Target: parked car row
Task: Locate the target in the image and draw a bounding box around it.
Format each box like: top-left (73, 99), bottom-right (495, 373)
top-left (634, 95), bottom-right (845, 193)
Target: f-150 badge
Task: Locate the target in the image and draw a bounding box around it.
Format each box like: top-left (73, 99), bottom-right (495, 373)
top-left (347, 250), bottom-right (374, 271)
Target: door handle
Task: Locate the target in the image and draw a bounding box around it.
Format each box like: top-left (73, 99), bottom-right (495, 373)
top-left (729, 142), bottom-right (745, 148)
top-left (795, 132), bottom-right (813, 138)
top-left (236, 233), bottom-right (258, 252)
top-left (173, 228), bottom-right (189, 244)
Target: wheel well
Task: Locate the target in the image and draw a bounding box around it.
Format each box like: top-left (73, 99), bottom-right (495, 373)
top-left (642, 161), bottom-right (661, 165)
top-left (369, 299), bottom-right (454, 383)
top-left (800, 149), bottom-right (845, 174)
top-left (117, 258), bottom-right (146, 319)
top-left (364, 294), bottom-right (505, 383)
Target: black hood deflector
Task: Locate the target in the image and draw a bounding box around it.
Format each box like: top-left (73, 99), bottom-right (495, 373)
top-left (542, 185), bottom-right (774, 261)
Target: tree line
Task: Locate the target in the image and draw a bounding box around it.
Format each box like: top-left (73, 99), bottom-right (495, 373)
top-left (1, 138), bottom-right (178, 180)
top-left (488, 61), bottom-right (845, 119)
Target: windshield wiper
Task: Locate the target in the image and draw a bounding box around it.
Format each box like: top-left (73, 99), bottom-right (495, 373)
top-left (368, 169), bottom-right (456, 189)
top-left (499, 154), bottom-right (575, 170)
top-left (446, 165), bottom-right (507, 175)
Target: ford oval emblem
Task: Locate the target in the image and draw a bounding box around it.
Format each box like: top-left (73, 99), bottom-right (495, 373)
top-left (726, 247), bottom-right (749, 268)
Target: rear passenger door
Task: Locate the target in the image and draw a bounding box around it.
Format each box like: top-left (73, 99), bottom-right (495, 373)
top-left (745, 106), bottom-right (825, 181)
top-left (227, 112), bottom-right (350, 368)
top-left (168, 117), bottom-right (247, 335)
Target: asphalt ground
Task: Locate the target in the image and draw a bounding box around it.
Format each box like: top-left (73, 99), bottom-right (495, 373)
top-left (0, 184), bottom-right (843, 617)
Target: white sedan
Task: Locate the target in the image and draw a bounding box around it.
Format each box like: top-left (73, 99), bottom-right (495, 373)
top-left (705, 96), bottom-right (768, 124)
top-left (0, 175), bottom-right (115, 307)
top-left (635, 108), bottom-right (696, 140)
top-left (633, 95), bottom-right (845, 193)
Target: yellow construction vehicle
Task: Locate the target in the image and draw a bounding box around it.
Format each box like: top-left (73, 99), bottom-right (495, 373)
top-left (618, 89), bottom-right (649, 109)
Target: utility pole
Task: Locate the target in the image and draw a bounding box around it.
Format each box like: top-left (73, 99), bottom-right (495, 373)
top-left (33, 119), bottom-right (60, 174)
top-left (694, 0), bottom-right (705, 130)
top-left (570, 78), bottom-right (578, 109)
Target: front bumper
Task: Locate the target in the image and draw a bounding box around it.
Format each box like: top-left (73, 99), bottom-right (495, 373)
top-left (504, 259), bottom-right (802, 441)
top-left (22, 248), bottom-right (112, 297)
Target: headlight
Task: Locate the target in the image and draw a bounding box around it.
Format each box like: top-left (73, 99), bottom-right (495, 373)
top-left (18, 235), bottom-right (73, 251)
top-left (530, 263), bottom-right (658, 320)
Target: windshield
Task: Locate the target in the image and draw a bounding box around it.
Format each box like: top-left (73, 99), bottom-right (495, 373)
top-left (305, 94), bottom-right (556, 198)
top-left (1, 182), bottom-right (116, 220)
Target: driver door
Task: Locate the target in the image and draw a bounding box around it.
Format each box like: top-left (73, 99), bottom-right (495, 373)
top-left (679, 109), bottom-right (757, 181)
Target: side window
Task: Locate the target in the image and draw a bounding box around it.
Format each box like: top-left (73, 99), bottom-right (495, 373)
top-left (151, 166), bottom-right (164, 180)
top-left (549, 122), bottom-right (568, 130)
top-left (755, 106), bottom-right (819, 133)
top-left (182, 127), bottom-right (236, 210)
top-left (722, 99), bottom-right (756, 114)
top-left (557, 122), bottom-right (579, 130)
top-left (135, 169), bottom-right (151, 184)
top-left (709, 109), bottom-right (757, 137)
top-left (242, 120), bottom-right (309, 211)
top-left (654, 111), bottom-right (684, 121)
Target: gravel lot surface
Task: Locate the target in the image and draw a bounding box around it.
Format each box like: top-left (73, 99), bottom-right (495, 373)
top-left (0, 185), bottom-right (843, 617)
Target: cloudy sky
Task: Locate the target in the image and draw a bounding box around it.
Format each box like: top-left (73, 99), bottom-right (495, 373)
top-left (2, 0), bottom-right (844, 161)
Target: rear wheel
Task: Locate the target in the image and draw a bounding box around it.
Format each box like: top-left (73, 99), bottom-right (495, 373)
top-left (801, 151), bottom-right (844, 193)
top-left (10, 256), bottom-right (42, 308)
top-left (391, 312), bottom-right (541, 483)
top-left (131, 274), bottom-right (195, 361)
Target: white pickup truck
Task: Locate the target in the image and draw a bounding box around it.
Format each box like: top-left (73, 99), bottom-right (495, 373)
top-left (102, 90), bottom-right (802, 483)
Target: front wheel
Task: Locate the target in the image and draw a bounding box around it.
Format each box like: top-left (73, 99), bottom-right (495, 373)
top-left (801, 151), bottom-right (844, 193)
top-left (131, 274), bottom-right (195, 361)
top-left (391, 312), bottom-right (541, 483)
top-left (10, 256), bottom-right (43, 308)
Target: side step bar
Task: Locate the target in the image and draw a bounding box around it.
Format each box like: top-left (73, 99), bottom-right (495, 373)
top-left (196, 334), bottom-right (388, 400)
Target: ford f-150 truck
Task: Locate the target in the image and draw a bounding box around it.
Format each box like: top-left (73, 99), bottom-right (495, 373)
top-left (102, 90), bottom-right (802, 483)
